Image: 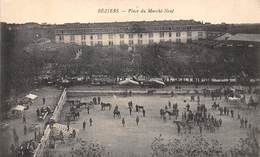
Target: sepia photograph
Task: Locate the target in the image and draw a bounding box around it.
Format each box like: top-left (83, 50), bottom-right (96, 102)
top-left (0, 0), bottom-right (260, 157)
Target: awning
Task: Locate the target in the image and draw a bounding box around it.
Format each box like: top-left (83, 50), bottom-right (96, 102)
top-left (25, 94), bottom-right (38, 100)
top-left (151, 79), bottom-right (166, 86)
top-left (119, 79), bottom-right (139, 85)
top-left (11, 105), bottom-right (26, 111)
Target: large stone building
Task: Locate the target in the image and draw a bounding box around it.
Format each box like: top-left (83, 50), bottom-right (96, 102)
top-left (54, 20), bottom-right (207, 46)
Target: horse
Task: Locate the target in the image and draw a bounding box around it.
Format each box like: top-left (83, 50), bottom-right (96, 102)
top-left (160, 108), bottom-right (166, 119)
top-left (113, 110), bottom-right (121, 118)
top-left (101, 102), bottom-right (111, 111)
top-left (135, 105), bottom-right (144, 112)
top-left (211, 103), bottom-right (219, 109)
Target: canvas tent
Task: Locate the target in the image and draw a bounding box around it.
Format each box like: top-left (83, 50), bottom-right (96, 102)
top-left (119, 78), bottom-right (139, 85)
top-left (25, 94), bottom-right (38, 100)
top-left (10, 105), bottom-right (26, 118)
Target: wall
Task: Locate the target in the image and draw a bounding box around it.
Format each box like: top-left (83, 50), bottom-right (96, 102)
top-left (33, 88), bottom-right (67, 157)
top-left (55, 31), bottom-right (207, 46)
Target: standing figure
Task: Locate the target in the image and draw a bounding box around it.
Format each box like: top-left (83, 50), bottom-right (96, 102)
top-left (122, 118), bottom-right (125, 127)
top-left (23, 114), bottom-right (26, 123)
top-left (87, 106), bottom-right (90, 114)
top-left (142, 109), bottom-right (146, 117)
top-left (136, 116), bottom-right (139, 126)
top-left (97, 97), bottom-right (101, 104)
top-left (24, 125), bottom-right (27, 135)
top-left (83, 120), bottom-right (86, 130)
top-left (89, 118), bottom-right (93, 126)
top-left (129, 107), bottom-right (132, 115)
top-left (43, 97), bottom-right (46, 105)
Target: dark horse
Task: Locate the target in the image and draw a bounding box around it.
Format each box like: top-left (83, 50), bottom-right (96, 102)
top-left (135, 105), bottom-right (144, 112)
top-left (101, 102), bottom-right (112, 111)
top-left (212, 102), bottom-right (219, 109)
top-left (113, 110), bottom-right (121, 118)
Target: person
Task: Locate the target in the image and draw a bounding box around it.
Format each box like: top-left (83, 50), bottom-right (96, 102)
top-left (245, 118), bottom-right (248, 128)
top-left (42, 97), bottom-right (46, 105)
top-left (171, 91), bottom-right (174, 97)
top-left (219, 118), bottom-right (222, 126)
top-left (142, 109), bottom-right (146, 117)
top-left (237, 112), bottom-right (240, 119)
top-left (177, 124), bottom-right (181, 135)
top-left (23, 115), bottom-right (26, 123)
top-left (24, 125), bottom-right (27, 135)
top-left (67, 121), bottom-right (70, 131)
top-left (168, 101), bottom-right (171, 108)
top-left (199, 125), bottom-right (202, 134)
top-left (230, 110), bottom-right (234, 118)
top-left (97, 97), bottom-right (101, 104)
top-left (36, 108), bottom-right (40, 117)
top-left (72, 129), bottom-right (76, 138)
top-left (34, 129), bottom-right (37, 141)
top-left (83, 120), bottom-right (86, 130)
top-left (89, 118), bottom-right (93, 126)
top-left (10, 144), bottom-right (15, 154)
top-left (240, 118), bottom-right (244, 128)
top-left (122, 118), bottom-right (125, 127)
top-left (87, 105), bottom-right (90, 114)
top-left (136, 116), bottom-right (139, 126)
top-left (129, 107), bottom-right (132, 115)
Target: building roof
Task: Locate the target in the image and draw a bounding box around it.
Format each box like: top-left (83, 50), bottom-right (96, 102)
top-left (55, 20), bottom-right (206, 35)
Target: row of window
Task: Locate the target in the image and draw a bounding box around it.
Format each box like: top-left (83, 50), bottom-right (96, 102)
top-left (60, 31), bottom-right (200, 41)
top-left (80, 38), bottom-right (186, 46)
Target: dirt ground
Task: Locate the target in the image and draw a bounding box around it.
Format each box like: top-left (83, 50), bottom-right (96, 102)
top-left (53, 92), bottom-right (260, 157)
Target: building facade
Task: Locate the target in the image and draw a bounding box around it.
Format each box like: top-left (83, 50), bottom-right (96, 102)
top-left (55, 20), bottom-right (207, 46)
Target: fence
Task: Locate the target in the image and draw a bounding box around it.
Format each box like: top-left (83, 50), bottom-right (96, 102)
top-left (33, 88), bottom-right (67, 157)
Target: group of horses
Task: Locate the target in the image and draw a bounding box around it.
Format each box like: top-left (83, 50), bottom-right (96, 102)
top-left (160, 103), bottom-right (179, 120)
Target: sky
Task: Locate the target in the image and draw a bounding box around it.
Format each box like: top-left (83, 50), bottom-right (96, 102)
top-left (1, 0), bottom-right (260, 24)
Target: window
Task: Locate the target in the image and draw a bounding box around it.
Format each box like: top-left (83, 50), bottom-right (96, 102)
top-left (129, 40), bottom-right (134, 45)
top-left (120, 40), bottom-right (124, 45)
top-left (187, 31), bottom-right (192, 37)
top-left (109, 34), bottom-right (113, 39)
top-left (109, 41), bottom-right (113, 46)
top-left (97, 41), bottom-right (102, 46)
top-left (187, 39), bottom-right (192, 43)
top-left (70, 35), bottom-right (75, 42)
top-left (198, 32), bottom-right (203, 39)
top-left (176, 32), bottom-right (181, 37)
top-left (176, 38), bottom-right (181, 43)
top-left (169, 32), bottom-right (172, 37)
top-left (160, 32), bottom-right (164, 38)
top-left (129, 34), bottom-right (133, 39)
top-left (59, 35), bottom-right (64, 41)
top-left (90, 35), bottom-right (93, 40)
top-left (160, 39), bottom-right (164, 42)
top-left (81, 35), bottom-right (86, 40)
top-left (97, 34), bottom-right (102, 40)
top-left (149, 33), bottom-right (153, 38)
top-left (149, 39), bottom-right (154, 44)
top-left (138, 40), bottom-right (142, 45)
top-left (81, 41), bottom-right (86, 45)
top-left (120, 34), bottom-right (124, 38)
top-left (138, 33), bottom-right (143, 38)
